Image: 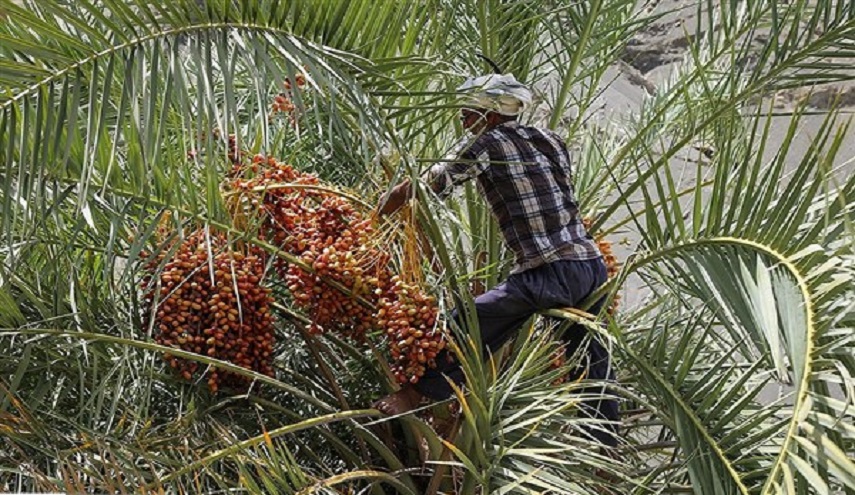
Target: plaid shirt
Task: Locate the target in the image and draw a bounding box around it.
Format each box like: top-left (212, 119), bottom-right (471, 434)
top-left (429, 121), bottom-right (601, 274)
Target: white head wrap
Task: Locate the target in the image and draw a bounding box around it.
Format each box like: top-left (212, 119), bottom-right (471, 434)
top-left (456, 73), bottom-right (533, 116)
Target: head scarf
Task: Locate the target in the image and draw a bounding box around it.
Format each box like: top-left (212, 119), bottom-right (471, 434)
top-left (456, 73), bottom-right (533, 116)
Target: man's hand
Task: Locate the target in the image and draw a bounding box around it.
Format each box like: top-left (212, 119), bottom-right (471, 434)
top-left (376, 179), bottom-right (412, 216)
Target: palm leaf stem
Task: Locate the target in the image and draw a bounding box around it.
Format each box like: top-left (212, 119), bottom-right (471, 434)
top-left (0, 327), bottom-right (338, 411)
top-left (581, 236), bottom-right (817, 492)
top-left (152, 408), bottom-right (377, 487)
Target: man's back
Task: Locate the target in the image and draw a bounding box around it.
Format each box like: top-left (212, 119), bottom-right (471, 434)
top-left (433, 121), bottom-right (602, 273)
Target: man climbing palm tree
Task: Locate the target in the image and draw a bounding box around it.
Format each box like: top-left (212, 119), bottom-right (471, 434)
top-left (375, 73), bottom-right (619, 447)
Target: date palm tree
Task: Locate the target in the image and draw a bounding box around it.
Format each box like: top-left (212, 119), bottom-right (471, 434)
top-left (0, 0), bottom-right (853, 494)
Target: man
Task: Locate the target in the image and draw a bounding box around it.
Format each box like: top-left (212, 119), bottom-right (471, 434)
top-left (374, 74), bottom-right (619, 447)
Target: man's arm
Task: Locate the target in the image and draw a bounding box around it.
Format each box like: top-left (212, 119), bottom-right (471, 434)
top-left (376, 158), bottom-right (486, 216)
top-left (375, 168), bottom-right (452, 216)
top-left (376, 179), bottom-right (413, 216)
top-left (376, 135), bottom-right (487, 217)
top-left (427, 147), bottom-right (491, 198)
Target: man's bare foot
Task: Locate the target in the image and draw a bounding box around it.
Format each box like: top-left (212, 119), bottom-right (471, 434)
top-left (373, 385), bottom-right (423, 416)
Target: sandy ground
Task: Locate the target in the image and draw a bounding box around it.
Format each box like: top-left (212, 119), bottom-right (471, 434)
top-left (596, 0), bottom-right (855, 174)
top-left (576, 0), bottom-right (854, 309)
top-left (581, 0), bottom-right (855, 405)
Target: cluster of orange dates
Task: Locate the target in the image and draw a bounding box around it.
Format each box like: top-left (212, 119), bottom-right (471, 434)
top-left (141, 231), bottom-right (274, 392)
top-left (582, 217), bottom-right (621, 315)
top-left (378, 276), bottom-right (444, 384)
top-left (142, 148), bottom-right (445, 391)
top-left (233, 156), bottom-right (390, 341)
top-left (270, 73), bottom-right (305, 116)
top-left (230, 156), bottom-right (446, 383)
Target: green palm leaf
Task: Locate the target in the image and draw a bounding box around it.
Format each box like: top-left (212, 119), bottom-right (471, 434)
top-left (2, 0), bottom-right (854, 493)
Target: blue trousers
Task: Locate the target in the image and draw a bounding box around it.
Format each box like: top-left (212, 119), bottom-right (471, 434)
top-left (415, 257), bottom-right (620, 446)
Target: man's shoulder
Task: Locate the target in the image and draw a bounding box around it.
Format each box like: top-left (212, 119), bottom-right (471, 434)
top-left (521, 123), bottom-right (567, 142)
top-left (495, 121), bottom-right (567, 142)
top-left (478, 122), bottom-right (527, 146)
top-left (463, 122), bottom-right (568, 157)
top-left (460, 128), bottom-right (505, 157)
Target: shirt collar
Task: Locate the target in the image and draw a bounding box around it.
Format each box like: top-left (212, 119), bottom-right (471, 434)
top-left (485, 120), bottom-right (519, 134)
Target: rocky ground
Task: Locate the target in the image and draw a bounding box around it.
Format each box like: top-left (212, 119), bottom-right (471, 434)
top-left (579, 0), bottom-right (854, 404)
top-left (598, 0), bottom-right (855, 169)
